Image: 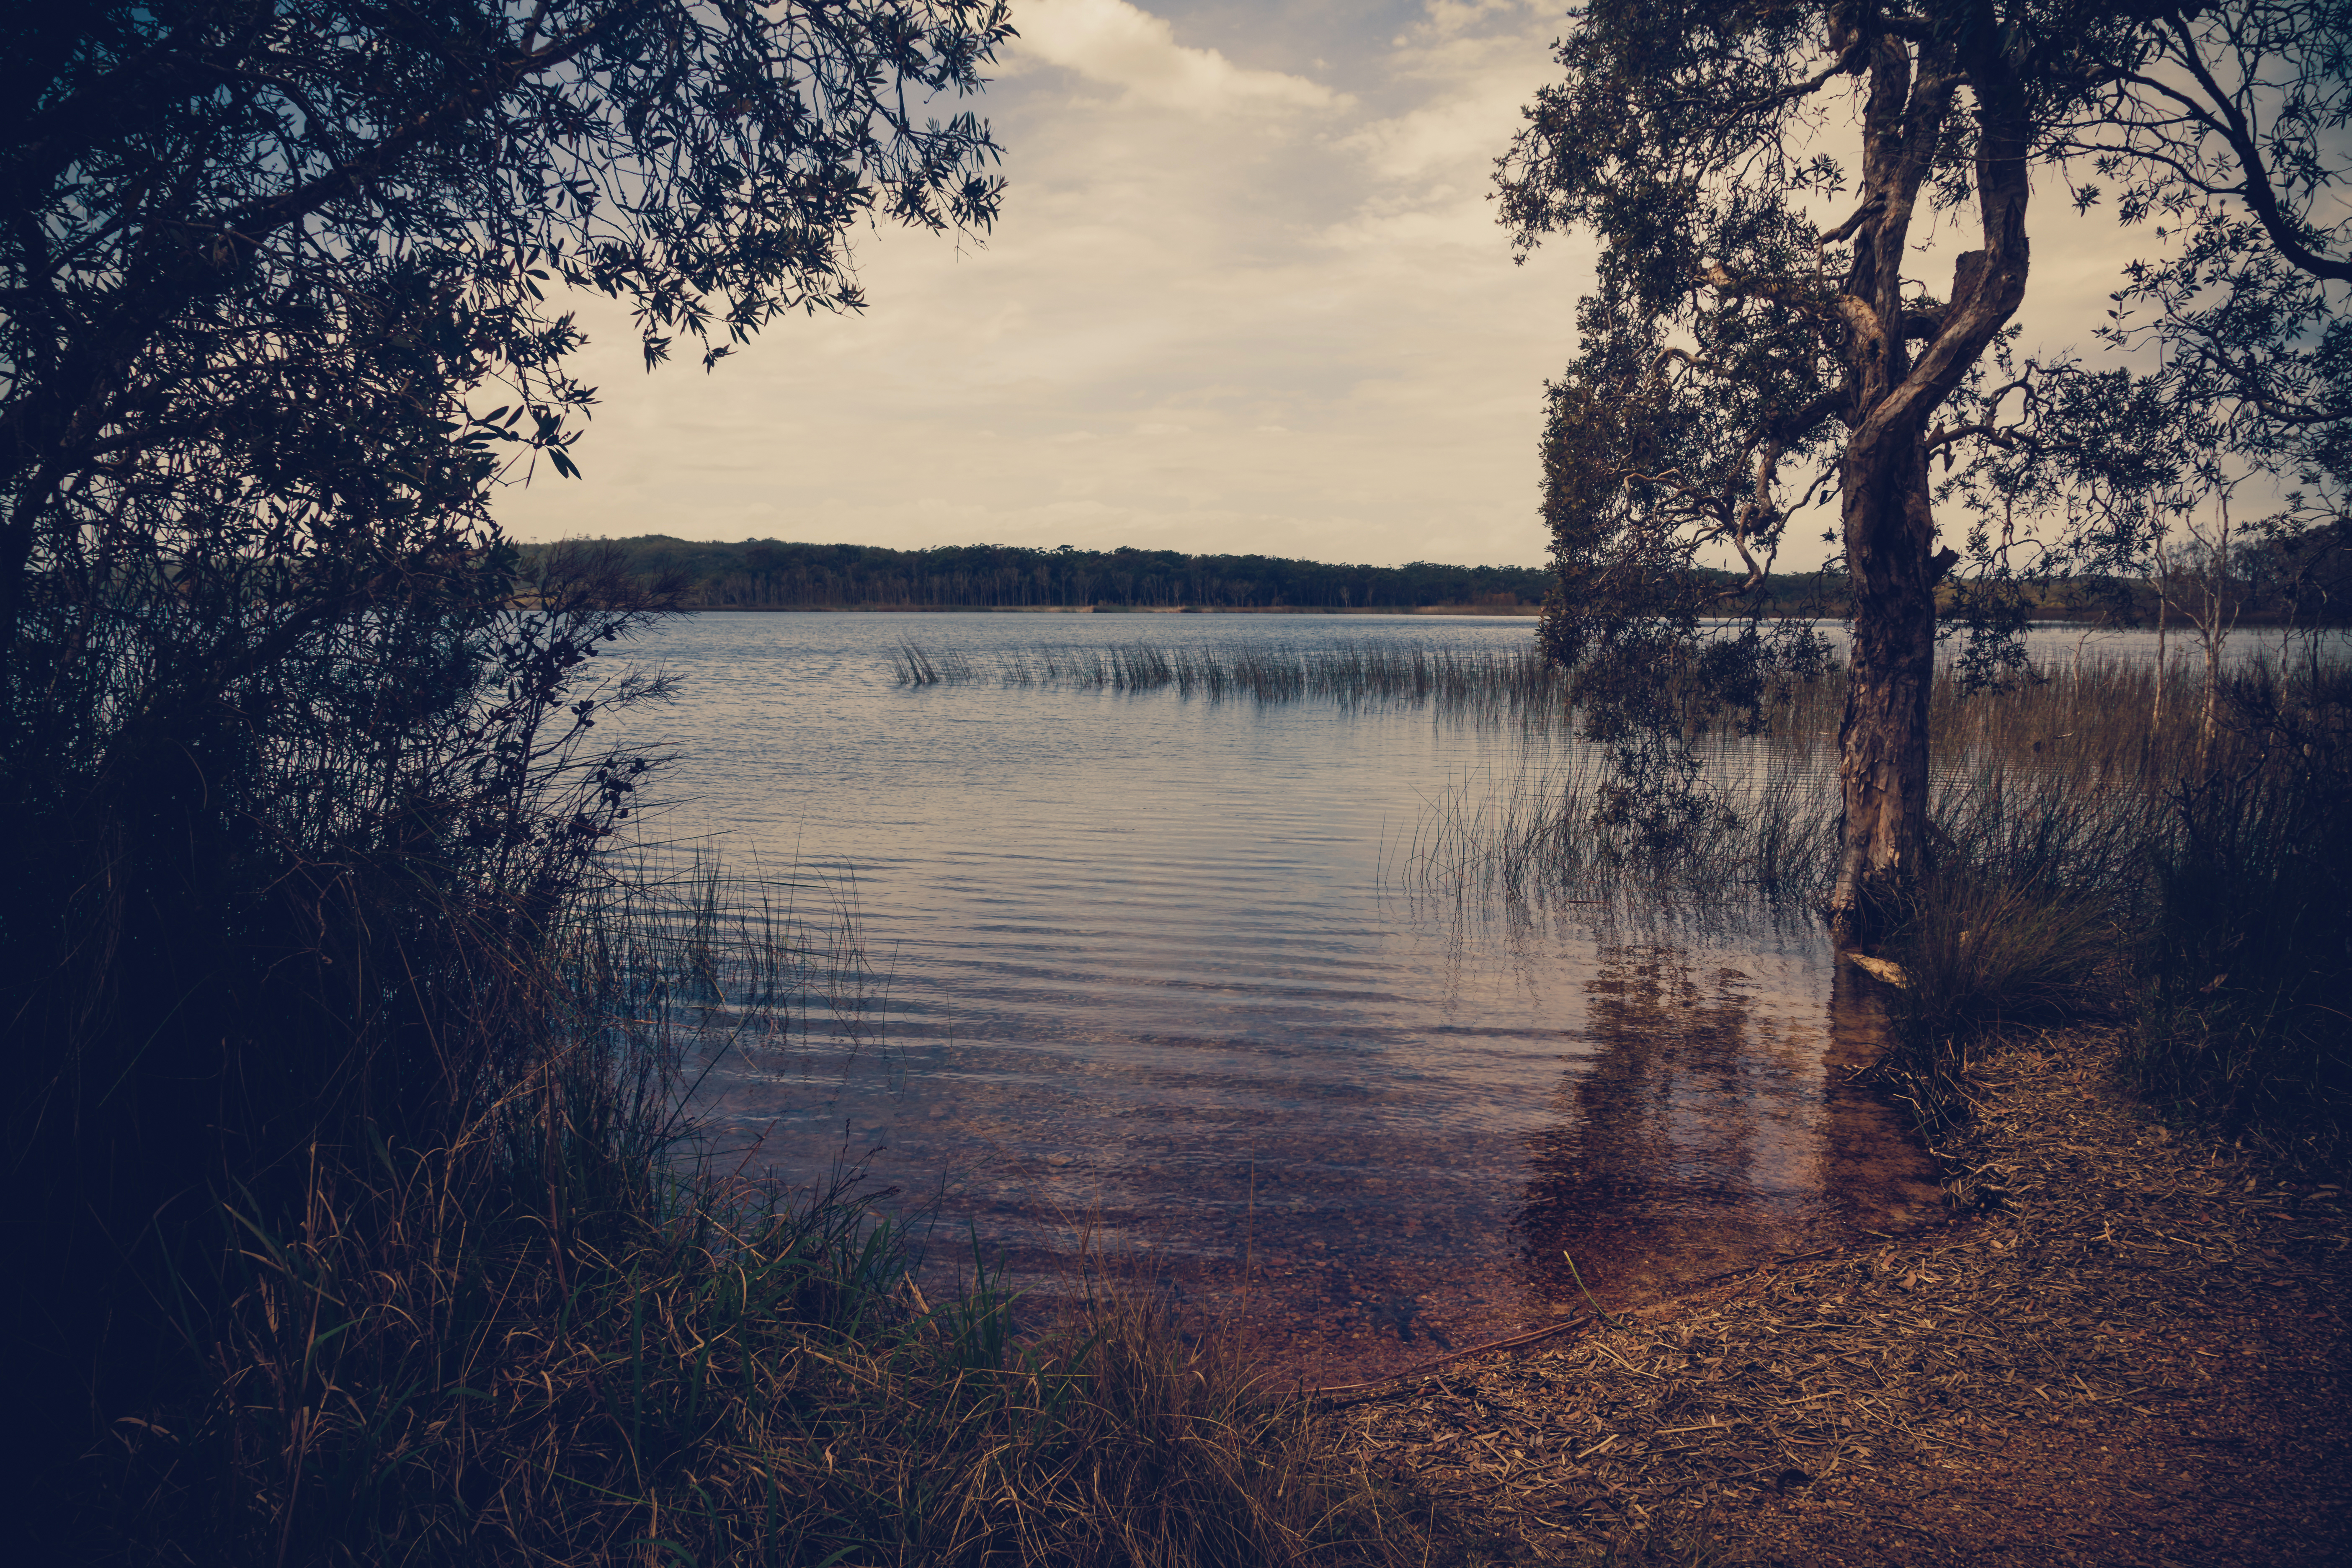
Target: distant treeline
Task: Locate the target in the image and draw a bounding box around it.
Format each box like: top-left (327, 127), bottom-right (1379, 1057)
top-left (530, 536), bottom-right (1554, 610)
top-left (519, 534), bottom-right (2352, 622)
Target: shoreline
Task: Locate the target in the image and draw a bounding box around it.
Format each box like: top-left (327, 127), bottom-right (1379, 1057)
top-left (1343, 1028), bottom-right (2352, 1564)
top-left (567, 604), bottom-right (2352, 627)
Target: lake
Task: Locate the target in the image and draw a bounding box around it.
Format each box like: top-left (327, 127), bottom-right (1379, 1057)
top-left (611, 610), bottom-right (2017, 1383)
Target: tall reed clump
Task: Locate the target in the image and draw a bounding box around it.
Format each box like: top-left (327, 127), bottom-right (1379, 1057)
top-left (69, 872), bottom-right (1426, 1566)
top-left (87, 1135), bottom-right (1418, 1566)
top-left (2128, 657), bottom-right (2352, 1170)
top-left (1889, 652), bottom-right (2352, 1164)
top-left (892, 637), bottom-right (1567, 722)
top-left (1393, 642), bottom-right (2352, 1159)
top-left (0, 539), bottom-right (673, 1543)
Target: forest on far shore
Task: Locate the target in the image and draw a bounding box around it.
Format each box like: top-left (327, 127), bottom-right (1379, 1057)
top-left (529, 536), bottom-right (1557, 611)
top-left (526, 534), bottom-right (2352, 622)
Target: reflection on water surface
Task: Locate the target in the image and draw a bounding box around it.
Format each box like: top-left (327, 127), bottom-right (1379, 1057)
top-left (622, 612), bottom-right (1948, 1383)
top-left (1516, 947), bottom-right (1943, 1315)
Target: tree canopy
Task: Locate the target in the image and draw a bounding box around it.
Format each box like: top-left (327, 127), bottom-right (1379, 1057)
top-left (0, 0), bottom-right (1011, 663)
top-left (527, 536), bottom-right (1559, 611)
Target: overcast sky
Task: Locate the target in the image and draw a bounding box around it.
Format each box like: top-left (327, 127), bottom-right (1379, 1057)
top-left (490, 0), bottom-right (2157, 570)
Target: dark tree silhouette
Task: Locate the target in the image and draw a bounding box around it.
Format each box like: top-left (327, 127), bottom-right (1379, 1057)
top-left (0, 1), bottom-right (1008, 1500)
top-left (0, 0), bottom-right (1010, 663)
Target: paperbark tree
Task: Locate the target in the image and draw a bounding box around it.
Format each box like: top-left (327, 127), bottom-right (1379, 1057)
top-left (1499, 0), bottom-right (2351, 942)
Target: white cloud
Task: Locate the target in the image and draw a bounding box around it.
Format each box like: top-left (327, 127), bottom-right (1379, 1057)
top-left (1341, 93), bottom-right (1508, 183)
top-left (1012, 0), bottom-right (1345, 116)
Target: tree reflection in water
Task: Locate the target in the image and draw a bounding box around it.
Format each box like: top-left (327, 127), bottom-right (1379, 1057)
top-left (1516, 944), bottom-right (1944, 1310)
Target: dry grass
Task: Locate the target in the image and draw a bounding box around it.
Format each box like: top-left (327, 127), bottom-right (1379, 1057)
top-left (91, 1163), bottom-right (1429, 1568)
top-left (1332, 1028), bottom-right (2352, 1565)
top-left (64, 864), bottom-right (1442, 1568)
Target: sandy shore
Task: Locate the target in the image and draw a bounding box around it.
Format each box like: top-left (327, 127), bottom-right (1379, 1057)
top-left (1338, 1028), bottom-right (2351, 1564)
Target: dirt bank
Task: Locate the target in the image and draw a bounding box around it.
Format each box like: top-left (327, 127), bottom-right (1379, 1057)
top-left (1340, 1029), bottom-right (2352, 1565)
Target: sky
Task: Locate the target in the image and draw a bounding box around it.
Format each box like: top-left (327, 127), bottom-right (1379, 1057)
top-left (490, 0), bottom-right (2163, 570)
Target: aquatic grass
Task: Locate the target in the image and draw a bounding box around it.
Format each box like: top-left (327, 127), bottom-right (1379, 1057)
top-left (24, 549), bottom-right (1443, 1563)
top-left (571, 854), bottom-right (894, 1084)
top-left (892, 637), bottom-right (1568, 720)
top-left (1398, 752), bottom-right (1843, 918)
top-left (1377, 645), bottom-right (2352, 1159)
top-left (101, 1161), bottom-right (1424, 1568)
top-left (1400, 653), bottom-right (2229, 914)
top-left (896, 637), bottom-right (2238, 923)
top-left (70, 865), bottom-right (1441, 1568)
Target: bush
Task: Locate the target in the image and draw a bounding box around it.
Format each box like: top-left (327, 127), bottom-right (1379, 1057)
top-left (2132, 772), bottom-right (2352, 1170)
top-left (0, 541), bottom-right (673, 1537)
top-left (1893, 877), bottom-right (2118, 1039)
top-left (77, 1150), bottom-right (1421, 1567)
top-left (5, 556), bottom-right (1434, 1563)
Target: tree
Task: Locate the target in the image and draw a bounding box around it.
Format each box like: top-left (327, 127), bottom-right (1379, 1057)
top-left (0, 0), bottom-right (1011, 665)
top-left (1498, 0), bottom-right (2351, 941)
top-left (0, 0), bottom-right (1010, 1490)
top-left (2071, 3), bottom-right (2352, 603)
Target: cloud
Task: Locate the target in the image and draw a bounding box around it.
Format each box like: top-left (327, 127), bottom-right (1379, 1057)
top-left (490, 5), bottom-right (1594, 567)
top-left (1416, 1), bottom-right (1542, 41)
top-left (1013, 0), bottom-right (1345, 116)
top-left (1341, 92), bottom-right (1511, 183)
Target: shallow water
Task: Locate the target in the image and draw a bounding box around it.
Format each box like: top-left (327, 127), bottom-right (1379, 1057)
top-left (615, 612), bottom-right (1966, 1382)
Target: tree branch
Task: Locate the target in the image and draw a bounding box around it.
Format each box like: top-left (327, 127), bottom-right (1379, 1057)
top-left (2155, 11), bottom-right (2351, 284)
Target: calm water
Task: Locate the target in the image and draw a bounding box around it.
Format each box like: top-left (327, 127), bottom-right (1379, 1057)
top-left (615, 612), bottom-right (1962, 1382)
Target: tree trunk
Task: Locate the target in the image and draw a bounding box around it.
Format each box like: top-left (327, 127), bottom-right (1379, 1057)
top-left (1815, 23), bottom-right (2031, 947)
top-left (1828, 435), bottom-right (1939, 946)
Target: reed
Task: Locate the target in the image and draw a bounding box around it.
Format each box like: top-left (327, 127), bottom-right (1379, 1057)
top-left (17, 573), bottom-right (1444, 1563)
top-left (892, 637), bottom-right (1568, 720)
top-left (1399, 652), bottom-right (2263, 907)
top-left (898, 630), bottom-right (2349, 1153)
top-left (69, 863), bottom-right (1435, 1567)
top-left (1385, 646), bottom-right (2352, 1162)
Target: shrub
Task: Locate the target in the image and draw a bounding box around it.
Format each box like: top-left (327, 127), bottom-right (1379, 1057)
top-left (2133, 771), bottom-right (2352, 1170)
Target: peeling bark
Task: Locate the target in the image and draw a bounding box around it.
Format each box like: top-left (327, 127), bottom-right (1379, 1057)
top-left (1823, 20), bottom-right (2033, 944)
top-left (1831, 441), bottom-right (1940, 941)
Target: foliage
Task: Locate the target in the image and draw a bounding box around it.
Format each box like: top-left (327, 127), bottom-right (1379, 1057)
top-left (0, 0), bottom-right (1011, 658)
top-left (585, 531), bottom-right (2352, 621)
top-left (75, 1117), bottom-right (1421, 1566)
top-left (2066, 2), bottom-right (2352, 547)
top-left (0, 0), bottom-right (1011, 1525)
top-left (1934, 1), bottom-right (2352, 609)
top-left (2, 548), bottom-right (672, 1527)
top-left (2131, 660), bottom-right (2352, 1169)
top-left (1388, 634), bottom-right (2351, 1158)
top-left (1497, 0), bottom-right (2352, 932)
